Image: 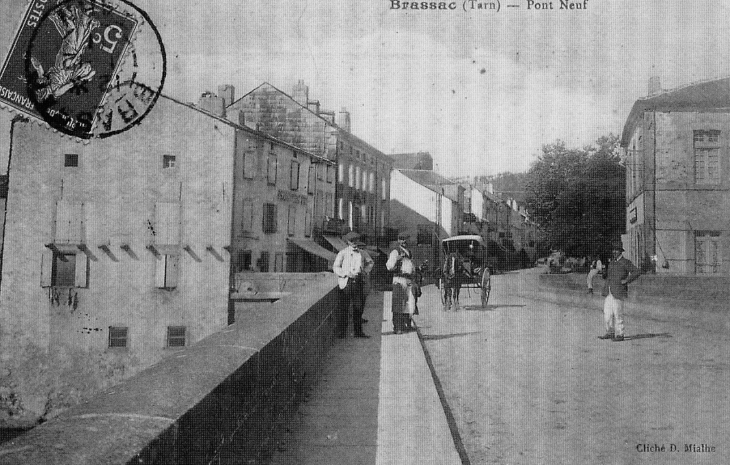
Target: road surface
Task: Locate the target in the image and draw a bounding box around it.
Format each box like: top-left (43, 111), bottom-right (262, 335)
top-left (416, 267), bottom-right (730, 464)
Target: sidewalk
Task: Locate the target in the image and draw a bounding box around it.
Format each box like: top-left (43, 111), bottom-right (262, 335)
top-left (269, 290), bottom-right (461, 465)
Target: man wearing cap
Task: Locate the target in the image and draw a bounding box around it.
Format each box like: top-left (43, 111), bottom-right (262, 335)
top-left (332, 232), bottom-right (374, 338)
top-left (599, 242), bottom-right (640, 342)
top-left (386, 234), bottom-right (416, 334)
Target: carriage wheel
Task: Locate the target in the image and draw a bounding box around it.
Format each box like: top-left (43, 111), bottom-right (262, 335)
top-left (480, 271), bottom-right (490, 307)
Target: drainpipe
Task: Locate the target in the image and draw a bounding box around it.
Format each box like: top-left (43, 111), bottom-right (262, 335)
top-left (0, 115), bottom-right (29, 301)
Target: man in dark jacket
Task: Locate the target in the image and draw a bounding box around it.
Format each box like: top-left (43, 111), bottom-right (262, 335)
top-left (599, 243), bottom-right (640, 342)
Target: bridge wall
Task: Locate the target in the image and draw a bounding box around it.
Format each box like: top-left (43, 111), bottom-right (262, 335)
top-left (0, 273), bottom-right (339, 465)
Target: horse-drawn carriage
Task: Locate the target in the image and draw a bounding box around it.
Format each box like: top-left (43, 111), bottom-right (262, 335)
top-left (436, 235), bottom-right (493, 308)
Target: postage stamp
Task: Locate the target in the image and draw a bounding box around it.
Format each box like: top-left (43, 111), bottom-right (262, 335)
top-left (0, 0), bottom-right (166, 139)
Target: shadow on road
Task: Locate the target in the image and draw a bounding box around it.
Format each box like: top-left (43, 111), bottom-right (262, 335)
top-left (625, 332), bottom-right (672, 341)
top-left (461, 304), bottom-right (526, 312)
top-left (421, 331), bottom-right (481, 341)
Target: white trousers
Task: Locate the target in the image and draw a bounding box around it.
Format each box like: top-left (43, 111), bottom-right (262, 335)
top-left (587, 269), bottom-right (599, 289)
top-left (603, 293), bottom-right (625, 336)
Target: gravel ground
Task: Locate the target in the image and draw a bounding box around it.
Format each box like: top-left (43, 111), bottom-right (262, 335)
top-left (416, 268), bottom-right (730, 465)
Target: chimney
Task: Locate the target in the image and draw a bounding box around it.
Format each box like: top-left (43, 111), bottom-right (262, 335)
top-left (307, 99), bottom-right (320, 115)
top-left (227, 108), bottom-right (245, 126)
top-left (336, 107), bottom-right (351, 132)
top-left (198, 91), bottom-right (225, 117)
top-left (319, 110), bottom-right (335, 124)
top-left (292, 80), bottom-right (309, 105)
top-left (648, 76), bottom-right (661, 96)
top-left (218, 84), bottom-right (235, 107)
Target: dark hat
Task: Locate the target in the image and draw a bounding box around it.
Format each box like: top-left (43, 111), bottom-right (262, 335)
top-left (612, 242), bottom-right (624, 252)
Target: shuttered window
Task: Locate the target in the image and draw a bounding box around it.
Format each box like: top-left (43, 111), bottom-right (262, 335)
top-left (243, 148), bottom-right (256, 179)
top-left (263, 203), bottom-right (277, 233)
top-left (307, 165), bottom-right (316, 194)
top-left (40, 250), bottom-right (88, 287)
top-left (241, 199), bottom-right (254, 232)
top-left (267, 154), bottom-right (277, 185)
top-left (290, 161), bottom-right (300, 190)
top-left (155, 254), bottom-right (179, 289)
top-left (287, 205), bottom-right (296, 236)
top-left (305, 207), bottom-right (312, 237)
top-left (258, 251), bottom-right (270, 272)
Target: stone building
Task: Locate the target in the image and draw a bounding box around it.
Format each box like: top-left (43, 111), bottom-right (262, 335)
top-left (227, 81), bottom-right (394, 252)
top-left (0, 91), bottom-right (333, 424)
top-left (621, 76), bottom-right (730, 274)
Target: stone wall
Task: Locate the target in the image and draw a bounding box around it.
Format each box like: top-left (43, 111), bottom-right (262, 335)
top-left (0, 273), bottom-right (338, 464)
top-left (535, 271), bottom-right (730, 333)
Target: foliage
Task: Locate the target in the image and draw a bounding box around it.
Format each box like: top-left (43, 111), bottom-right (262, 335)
top-left (474, 172), bottom-right (530, 205)
top-left (524, 134), bottom-right (625, 259)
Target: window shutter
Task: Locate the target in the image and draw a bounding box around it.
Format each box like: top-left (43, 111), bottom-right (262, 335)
top-left (155, 202), bottom-right (180, 245)
top-left (155, 254), bottom-right (179, 288)
top-left (75, 253), bottom-right (88, 288)
top-left (242, 199), bottom-right (253, 231)
top-left (40, 249), bottom-right (53, 287)
top-left (155, 255), bottom-right (166, 288)
top-left (166, 254), bottom-right (179, 288)
top-left (243, 151), bottom-right (256, 179)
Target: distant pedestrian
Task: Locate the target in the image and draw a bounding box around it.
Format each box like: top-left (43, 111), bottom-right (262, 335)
top-left (442, 250), bottom-right (463, 311)
top-left (586, 256), bottom-right (603, 294)
top-left (332, 232), bottom-right (374, 339)
top-left (386, 234), bottom-right (416, 334)
top-left (599, 243), bottom-right (640, 342)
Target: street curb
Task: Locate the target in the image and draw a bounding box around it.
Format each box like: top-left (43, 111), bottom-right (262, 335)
top-left (414, 324), bottom-right (471, 465)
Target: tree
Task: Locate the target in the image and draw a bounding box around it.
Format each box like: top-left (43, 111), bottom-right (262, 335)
top-left (524, 135), bottom-right (625, 258)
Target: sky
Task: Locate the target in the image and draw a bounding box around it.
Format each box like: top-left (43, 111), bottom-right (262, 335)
top-left (3, 0), bottom-right (730, 177)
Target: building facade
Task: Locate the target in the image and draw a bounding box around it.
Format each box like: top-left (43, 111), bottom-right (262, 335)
top-left (0, 92), bottom-right (334, 421)
top-left (621, 77), bottom-right (730, 274)
top-left (227, 81), bottom-right (394, 250)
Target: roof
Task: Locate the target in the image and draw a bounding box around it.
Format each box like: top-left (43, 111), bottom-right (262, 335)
top-left (160, 94), bottom-right (332, 165)
top-left (621, 77), bottom-right (730, 147)
top-left (232, 82), bottom-right (390, 163)
top-left (398, 169), bottom-right (455, 188)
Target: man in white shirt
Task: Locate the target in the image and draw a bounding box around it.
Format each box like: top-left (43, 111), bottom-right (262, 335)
top-left (332, 232), bottom-right (374, 338)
